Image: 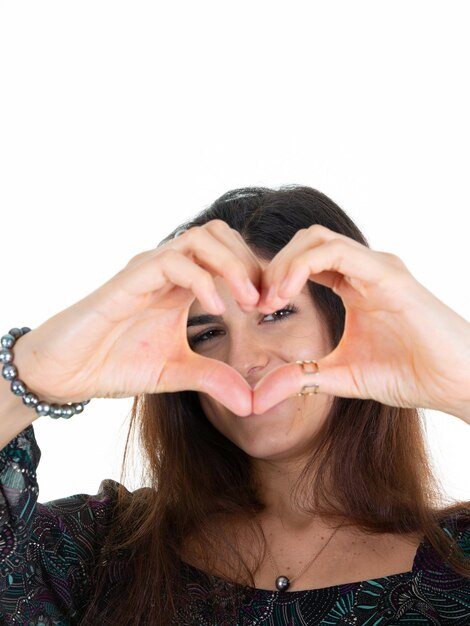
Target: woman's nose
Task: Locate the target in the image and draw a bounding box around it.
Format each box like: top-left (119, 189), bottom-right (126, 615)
top-left (226, 332), bottom-right (270, 383)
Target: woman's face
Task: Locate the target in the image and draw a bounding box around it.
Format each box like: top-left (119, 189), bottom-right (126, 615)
top-left (186, 258), bottom-right (335, 463)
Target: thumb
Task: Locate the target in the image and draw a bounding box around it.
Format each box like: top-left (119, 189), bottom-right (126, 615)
top-left (159, 353), bottom-right (253, 416)
top-left (252, 356), bottom-right (359, 414)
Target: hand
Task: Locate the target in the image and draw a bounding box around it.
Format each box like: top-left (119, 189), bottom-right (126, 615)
top-left (11, 221), bottom-right (262, 416)
top-left (252, 224), bottom-right (470, 418)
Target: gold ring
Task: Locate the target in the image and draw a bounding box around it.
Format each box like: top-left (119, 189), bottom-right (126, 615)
top-left (296, 359), bottom-right (320, 396)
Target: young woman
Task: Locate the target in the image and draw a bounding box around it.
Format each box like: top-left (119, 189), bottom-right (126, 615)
top-left (1, 185), bottom-right (470, 625)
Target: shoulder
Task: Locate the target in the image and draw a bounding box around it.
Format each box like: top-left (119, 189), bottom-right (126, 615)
top-left (438, 507), bottom-right (470, 555)
top-left (38, 478), bottom-right (128, 531)
top-left (37, 477), bottom-right (154, 540)
top-left (0, 424), bottom-right (149, 622)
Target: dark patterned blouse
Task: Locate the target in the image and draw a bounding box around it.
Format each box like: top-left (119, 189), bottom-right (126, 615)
top-left (1, 423), bottom-right (470, 625)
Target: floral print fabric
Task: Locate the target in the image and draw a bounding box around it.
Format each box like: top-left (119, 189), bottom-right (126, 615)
top-left (1, 424), bottom-right (470, 625)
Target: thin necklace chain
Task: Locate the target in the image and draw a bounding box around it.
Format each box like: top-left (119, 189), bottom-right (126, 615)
top-left (255, 517), bottom-right (346, 588)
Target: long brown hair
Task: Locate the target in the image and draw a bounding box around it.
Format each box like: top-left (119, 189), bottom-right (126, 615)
top-left (81, 185), bottom-right (470, 625)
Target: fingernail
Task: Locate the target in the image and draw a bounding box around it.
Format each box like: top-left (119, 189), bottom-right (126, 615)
top-left (265, 286), bottom-right (275, 302)
top-left (245, 279), bottom-right (259, 301)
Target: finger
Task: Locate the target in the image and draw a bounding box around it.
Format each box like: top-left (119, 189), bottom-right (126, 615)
top-left (252, 358), bottom-right (361, 414)
top-left (260, 225), bottom-right (367, 304)
top-left (115, 250), bottom-right (228, 315)
top-left (262, 238), bottom-right (389, 309)
top-left (258, 228), bottom-right (309, 299)
top-left (158, 352), bottom-right (253, 416)
top-left (202, 220), bottom-right (263, 312)
top-left (204, 220), bottom-right (263, 291)
top-left (169, 225), bottom-right (261, 305)
top-left (172, 219), bottom-right (262, 285)
top-left (252, 362), bottom-right (317, 414)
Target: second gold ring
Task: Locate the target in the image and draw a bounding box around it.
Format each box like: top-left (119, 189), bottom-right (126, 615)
top-left (296, 359), bottom-right (320, 396)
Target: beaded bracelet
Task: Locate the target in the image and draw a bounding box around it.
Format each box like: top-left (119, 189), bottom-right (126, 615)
top-left (0, 327), bottom-right (91, 419)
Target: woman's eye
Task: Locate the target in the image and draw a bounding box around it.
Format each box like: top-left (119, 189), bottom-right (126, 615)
top-left (264, 304), bottom-right (299, 322)
top-left (188, 303), bottom-right (299, 347)
top-left (189, 329), bottom-right (225, 346)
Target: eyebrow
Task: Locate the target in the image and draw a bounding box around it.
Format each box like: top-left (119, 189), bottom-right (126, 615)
top-left (187, 314), bottom-right (224, 328)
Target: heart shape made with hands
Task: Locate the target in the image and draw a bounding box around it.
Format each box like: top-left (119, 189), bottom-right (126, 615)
top-left (184, 222), bottom-right (454, 419)
top-left (171, 222), bottom-right (364, 417)
top-left (186, 236), bottom-right (347, 417)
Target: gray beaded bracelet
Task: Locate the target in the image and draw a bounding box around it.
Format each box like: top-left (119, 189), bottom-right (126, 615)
top-left (0, 327), bottom-right (91, 419)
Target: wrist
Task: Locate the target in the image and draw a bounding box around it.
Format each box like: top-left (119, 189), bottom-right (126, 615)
top-left (1, 327), bottom-right (89, 419)
top-left (10, 331), bottom-right (57, 402)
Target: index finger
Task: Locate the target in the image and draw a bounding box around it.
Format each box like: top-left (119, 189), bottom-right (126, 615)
top-left (172, 220), bottom-right (263, 303)
top-left (204, 220), bottom-right (264, 289)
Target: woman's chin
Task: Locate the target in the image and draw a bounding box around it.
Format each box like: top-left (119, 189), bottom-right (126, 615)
top-left (232, 417), bottom-right (303, 459)
top-left (204, 395), bottom-right (325, 460)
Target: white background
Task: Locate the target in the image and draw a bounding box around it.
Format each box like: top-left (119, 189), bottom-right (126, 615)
top-left (1, 1), bottom-right (469, 505)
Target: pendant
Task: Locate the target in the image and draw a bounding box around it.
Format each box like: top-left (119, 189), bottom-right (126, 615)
top-left (275, 575), bottom-right (290, 591)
